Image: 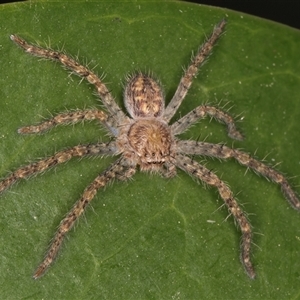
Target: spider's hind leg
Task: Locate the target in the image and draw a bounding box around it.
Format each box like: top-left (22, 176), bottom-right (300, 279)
top-left (175, 154), bottom-right (256, 279)
top-left (33, 157), bottom-right (136, 279)
top-left (178, 140), bottom-right (300, 211)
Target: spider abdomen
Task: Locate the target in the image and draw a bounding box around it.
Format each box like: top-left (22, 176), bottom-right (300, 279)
top-left (125, 73), bottom-right (164, 118)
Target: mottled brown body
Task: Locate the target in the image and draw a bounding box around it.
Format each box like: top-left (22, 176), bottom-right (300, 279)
top-left (125, 74), bottom-right (164, 118)
top-left (122, 74), bottom-right (173, 170)
top-left (2, 19), bottom-right (299, 279)
top-left (126, 118), bottom-right (173, 169)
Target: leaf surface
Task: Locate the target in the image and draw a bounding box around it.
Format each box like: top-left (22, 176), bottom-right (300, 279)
top-left (1, 1), bottom-right (300, 299)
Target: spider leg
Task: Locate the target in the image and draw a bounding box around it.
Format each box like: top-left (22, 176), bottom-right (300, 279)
top-left (0, 142), bottom-right (117, 194)
top-left (33, 157), bottom-right (136, 279)
top-left (174, 154), bottom-right (255, 279)
top-left (178, 140), bottom-right (300, 210)
top-left (18, 109), bottom-right (120, 137)
top-left (164, 19), bottom-right (226, 122)
top-left (171, 104), bottom-right (243, 140)
top-left (10, 35), bottom-right (127, 127)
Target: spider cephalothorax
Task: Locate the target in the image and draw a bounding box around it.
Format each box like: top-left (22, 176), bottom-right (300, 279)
top-left (1, 19), bottom-right (299, 279)
top-left (126, 118), bottom-right (173, 168)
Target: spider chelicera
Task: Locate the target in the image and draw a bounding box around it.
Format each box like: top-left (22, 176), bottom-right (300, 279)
top-left (2, 19), bottom-right (299, 279)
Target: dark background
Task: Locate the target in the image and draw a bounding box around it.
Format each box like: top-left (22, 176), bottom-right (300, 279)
top-left (187, 1), bottom-right (300, 29)
top-left (1, 1), bottom-right (299, 29)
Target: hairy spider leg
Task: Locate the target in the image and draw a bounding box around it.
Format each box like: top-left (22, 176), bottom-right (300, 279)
top-left (33, 158), bottom-right (136, 279)
top-left (174, 154), bottom-right (255, 279)
top-left (178, 140), bottom-right (300, 210)
top-left (171, 104), bottom-right (243, 140)
top-left (0, 143), bottom-right (117, 194)
top-left (18, 109), bottom-right (112, 134)
top-left (10, 34), bottom-right (127, 134)
top-left (164, 19), bottom-right (227, 122)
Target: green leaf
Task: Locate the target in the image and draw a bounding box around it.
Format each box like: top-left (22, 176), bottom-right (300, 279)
top-left (1, 1), bottom-right (300, 299)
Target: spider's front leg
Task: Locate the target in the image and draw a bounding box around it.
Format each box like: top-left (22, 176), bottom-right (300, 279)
top-left (33, 158), bottom-right (136, 279)
top-left (174, 154), bottom-right (256, 279)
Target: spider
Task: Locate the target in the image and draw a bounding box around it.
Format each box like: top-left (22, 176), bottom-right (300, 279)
top-left (2, 19), bottom-right (299, 280)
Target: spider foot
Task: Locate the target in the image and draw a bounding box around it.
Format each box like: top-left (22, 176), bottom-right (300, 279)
top-left (33, 264), bottom-right (46, 280)
top-left (227, 125), bottom-right (244, 141)
top-left (241, 254), bottom-right (256, 279)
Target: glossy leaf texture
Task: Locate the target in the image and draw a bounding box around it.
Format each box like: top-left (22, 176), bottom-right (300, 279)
top-left (0, 1), bottom-right (300, 299)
